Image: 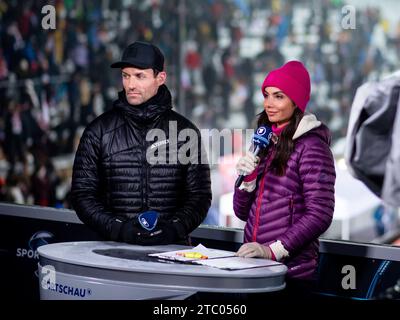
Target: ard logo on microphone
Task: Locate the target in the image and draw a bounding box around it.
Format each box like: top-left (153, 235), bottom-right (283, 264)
top-left (256, 126), bottom-right (273, 139)
top-left (257, 127), bottom-right (266, 135)
top-left (140, 217), bottom-right (150, 228)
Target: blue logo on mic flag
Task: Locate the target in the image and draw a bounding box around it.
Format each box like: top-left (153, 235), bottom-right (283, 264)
top-left (138, 211), bottom-right (159, 231)
top-left (257, 127), bottom-right (266, 135)
top-left (253, 126), bottom-right (273, 149)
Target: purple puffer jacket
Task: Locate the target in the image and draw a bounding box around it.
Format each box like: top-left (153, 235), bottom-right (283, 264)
top-left (234, 117), bottom-right (336, 280)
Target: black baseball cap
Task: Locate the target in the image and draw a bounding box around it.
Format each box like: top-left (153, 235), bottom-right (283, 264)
top-left (110, 41), bottom-right (164, 71)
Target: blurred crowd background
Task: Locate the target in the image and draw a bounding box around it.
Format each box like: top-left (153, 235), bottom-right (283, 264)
top-left (0, 0), bottom-right (399, 239)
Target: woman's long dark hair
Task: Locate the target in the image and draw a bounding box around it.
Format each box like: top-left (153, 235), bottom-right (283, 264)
top-left (257, 108), bottom-right (304, 176)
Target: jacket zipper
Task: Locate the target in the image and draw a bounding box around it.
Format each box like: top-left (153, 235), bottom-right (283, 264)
top-left (141, 127), bottom-right (149, 211)
top-left (251, 148), bottom-right (275, 242)
top-left (252, 170), bottom-right (267, 242)
top-left (289, 196), bottom-right (294, 225)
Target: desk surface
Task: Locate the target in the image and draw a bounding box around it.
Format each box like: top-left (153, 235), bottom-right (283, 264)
top-left (38, 241), bottom-right (287, 296)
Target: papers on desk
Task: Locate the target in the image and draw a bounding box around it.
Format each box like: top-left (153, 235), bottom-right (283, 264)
top-left (148, 244), bottom-right (233, 262)
top-left (148, 244), bottom-right (282, 270)
top-left (195, 256), bottom-right (281, 270)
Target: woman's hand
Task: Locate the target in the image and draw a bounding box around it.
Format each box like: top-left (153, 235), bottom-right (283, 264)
top-left (235, 151), bottom-right (260, 176)
top-left (236, 242), bottom-right (272, 259)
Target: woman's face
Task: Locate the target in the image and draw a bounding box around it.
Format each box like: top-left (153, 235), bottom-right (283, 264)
top-left (263, 87), bottom-right (296, 127)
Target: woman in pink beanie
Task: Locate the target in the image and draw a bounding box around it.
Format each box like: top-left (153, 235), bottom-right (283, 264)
top-left (233, 61), bottom-right (336, 296)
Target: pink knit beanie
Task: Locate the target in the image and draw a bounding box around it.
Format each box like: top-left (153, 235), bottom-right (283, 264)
top-left (261, 61), bottom-right (311, 112)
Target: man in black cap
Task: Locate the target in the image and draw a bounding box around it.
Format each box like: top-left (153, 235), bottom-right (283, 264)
top-left (71, 41), bottom-right (212, 245)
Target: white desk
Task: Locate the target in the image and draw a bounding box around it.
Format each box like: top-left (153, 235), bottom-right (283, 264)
top-left (38, 241), bottom-right (287, 300)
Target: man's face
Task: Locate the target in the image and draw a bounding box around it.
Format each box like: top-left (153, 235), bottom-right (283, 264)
top-left (121, 67), bottom-right (166, 105)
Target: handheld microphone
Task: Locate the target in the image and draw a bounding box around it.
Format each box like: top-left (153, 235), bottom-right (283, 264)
top-left (138, 211), bottom-right (159, 231)
top-left (235, 126), bottom-right (273, 188)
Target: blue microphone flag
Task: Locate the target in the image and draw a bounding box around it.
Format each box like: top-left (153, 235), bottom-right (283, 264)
top-left (252, 126), bottom-right (273, 150)
top-left (138, 211), bottom-right (159, 231)
top-left (235, 125), bottom-right (273, 188)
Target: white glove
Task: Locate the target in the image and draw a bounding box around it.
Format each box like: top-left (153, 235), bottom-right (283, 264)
top-left (236, 242), bottom-right (272, 259)
top-left (236, 151), bottom-right (260, 176)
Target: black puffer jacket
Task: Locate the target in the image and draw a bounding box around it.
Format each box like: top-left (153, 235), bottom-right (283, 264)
top-left (71, 85), bottom-right (211, 241)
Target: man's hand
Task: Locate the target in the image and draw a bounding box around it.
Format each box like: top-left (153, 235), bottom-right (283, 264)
top-left (118, 216), bottom-right (183, 246)
top-left (119, 220), bottom-right (150, 244)
top-left (236, 242), bottom-right (272, 259)
top-left (136, 223), bottom-right (178, 246)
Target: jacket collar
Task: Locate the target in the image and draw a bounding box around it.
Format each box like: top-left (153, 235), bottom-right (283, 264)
top-left (292, 113), bottom-right (332, 145)
top-left (113, 84), bottom-right (172, 122)
top-left (292, 113), bottom-right (321, 140)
